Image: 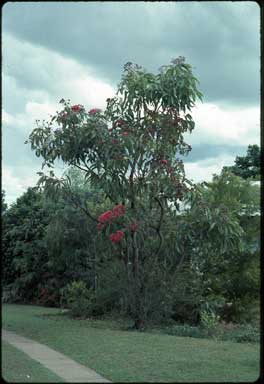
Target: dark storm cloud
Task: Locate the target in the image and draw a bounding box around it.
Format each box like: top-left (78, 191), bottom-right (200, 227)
top-left (3, 1), bottom-right (260, 105)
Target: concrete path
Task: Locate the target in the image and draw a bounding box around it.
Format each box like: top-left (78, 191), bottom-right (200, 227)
top-left (2, 329), bottom-right (111, 383)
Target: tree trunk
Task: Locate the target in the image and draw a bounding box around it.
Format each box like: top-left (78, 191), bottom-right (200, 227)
top-left (134, 317), bottom-right (145, 330)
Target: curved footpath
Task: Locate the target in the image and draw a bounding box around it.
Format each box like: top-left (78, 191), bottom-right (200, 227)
top-left (2, 329), bottom-right (111, 383)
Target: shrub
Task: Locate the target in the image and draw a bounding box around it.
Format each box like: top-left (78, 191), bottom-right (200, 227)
top-left (65, 280), bottom-right (94, 318)
top-left (224, 296), bottom-right (260, 324)
top-left (171, 264), bottom-right (203, 325)
top-left (94, 261), bottom-right (126, 315)
top-left (200, 309), bottom-right (220, 330)
top-left (166, 324), bottom-right (208, 339)
top-left (2, 284), bottom-right (21, 304)
top-left (38, 287), bottom-right (59, 307)
top-left (164, 321), bottom-right (260, 343)
top-left (221, 324), bottom-right (260, 343)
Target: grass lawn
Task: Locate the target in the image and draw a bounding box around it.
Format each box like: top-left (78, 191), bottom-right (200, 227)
top-left (2, 304), bottom-right (260, 382)
top-left (2, 340), bottom-right (64, 382)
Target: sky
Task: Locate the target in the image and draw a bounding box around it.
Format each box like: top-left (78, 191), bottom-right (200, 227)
top-left (2, 1), bottom-right (260, 206)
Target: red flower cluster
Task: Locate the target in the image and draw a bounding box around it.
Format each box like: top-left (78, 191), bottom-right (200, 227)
top-left (110, 230), bottom-right (124, 243)
top-left (112, 204), bottom-right (126, 218)
top-left (98, 210), bottom-right (113, 223)
top-left (160, 159), bottom-right (168, 165)
top-left (98, 205), bottom-right (125, 222)
top-left (71, 105), bottom-right (82, 112)
top-left (89, 108), bottom-right (101, 115)
top-left (121, 131), bottom-right (129, 136)
top-left (97, 204), bottom-right (126, 232)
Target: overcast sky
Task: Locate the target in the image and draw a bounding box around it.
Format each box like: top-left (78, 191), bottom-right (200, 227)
top-left (2, 1), bottom-right (260, 206)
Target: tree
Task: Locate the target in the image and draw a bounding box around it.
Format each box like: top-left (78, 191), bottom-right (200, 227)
top-left (2, 190), bottom-right (8, 215)
top-left (223, 144), bottom-right (260, 180)
top-left (2, 188), bottom-right (52, 302)
top-left (184, 169), bottom-right (260, 322)
top-left (27, 57), bottom-right (203, 328)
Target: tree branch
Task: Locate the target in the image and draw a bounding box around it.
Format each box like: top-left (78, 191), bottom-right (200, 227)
top-left (154, 196), bottom-right (164, 257)
top-left (62, 184), bottom-right (99, 223)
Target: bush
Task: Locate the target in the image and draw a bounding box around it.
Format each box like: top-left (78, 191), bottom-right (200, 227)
top-left (224, 296), bottom-right (260, 324)
top-left (38, 287), bottom-right (59, 307)
top-left (221, 324), bottom-right (260, 343)
top-left (166, 324), bottom-right (208, 339)
top-left (164, 322), bottom-right (260, 343)
top-left (94, 261), bottom-right (126, 315)
top-left (65, 280), bottom-right (94, 318)
top-left (2, 285), bottom-right (22, 304)
top-left (37, 277), bottom-right (62, 307)
top-left (171, 265), bottom-right (203, 325)
top-left (200, 308), bottom-right (220, 335)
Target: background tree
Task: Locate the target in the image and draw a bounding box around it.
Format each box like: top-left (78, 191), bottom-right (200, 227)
top-left (2, 188), bottom-right (52, 303)
top-left (181, 169), bottom-right (260, 323)
top-left (223, 144), bottom-right (260, 180)
top-left (2, 190), bottom-right (8, 215)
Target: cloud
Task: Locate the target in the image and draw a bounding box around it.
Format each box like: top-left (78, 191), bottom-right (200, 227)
top-left (2, 34), bottom-right (116, 205)
top-left (186, 102), bottom-right (260, 148)
top-left (183, 144), bottom-right (247, 164)
top-left (184, 153), bottom-right (236, 183)
top-left (2, 159), bottom-right (68, 208)
top-left (2, 33), bottom-right (116, 164)
top-left (2, 165), bottom-right (40, 206)
top-left (3, 1), bottom-right (260, 105)
top-left (3, 34), bottom-right (115, 112)
top-left (3, 101), bottom-right (58, 137)
top-left (2, 110), bottom-right (16, 126)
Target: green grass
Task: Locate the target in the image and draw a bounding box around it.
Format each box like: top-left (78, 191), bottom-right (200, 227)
top-left (2, 340), bottom-right (64, 382)
top-left (2, 304), bottom-right (260, 382)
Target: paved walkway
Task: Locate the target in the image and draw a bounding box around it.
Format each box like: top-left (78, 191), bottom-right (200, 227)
top-left (2, 329), bottom-right (111, 383)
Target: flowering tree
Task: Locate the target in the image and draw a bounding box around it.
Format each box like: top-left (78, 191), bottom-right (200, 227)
top-left (27, 57), bottom-right (203, 328)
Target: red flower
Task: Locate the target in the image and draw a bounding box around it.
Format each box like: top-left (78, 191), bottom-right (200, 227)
top-left (71, 105), bottom-right (82, 112)
top-left (89, 108), bottom-right (101, 115)
top-left (112, 204), bottom-right (126, 218)
top-left (160, 159), bottom-right (168, 165)
top-left (121, 131), bottom-right (129, 136)
top-left (98, 210), bottom-right (113, 223)
top-left (110, 230), bottom-right (124, 243)
top-left (112, 139), bottom-right (119, 145)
